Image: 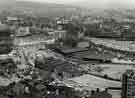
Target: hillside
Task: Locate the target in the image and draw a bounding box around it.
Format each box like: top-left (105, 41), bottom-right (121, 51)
top-left (1, 0), bottom-right (135, 18)
top-left (14, 1), bottom-right (82, 17)
top-left (70, 0), bottom-right (135, 9)
top-left (0, 0), bottom-right (15, 12)
top-left (0, 0), bottom-right (82, 17)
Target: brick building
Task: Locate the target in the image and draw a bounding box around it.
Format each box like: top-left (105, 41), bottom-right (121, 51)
top-left (122, 70), bottom-right (135, 98)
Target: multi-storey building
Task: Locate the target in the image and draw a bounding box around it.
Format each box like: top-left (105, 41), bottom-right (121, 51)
top-left (122, 70), bottom-right (135, 98)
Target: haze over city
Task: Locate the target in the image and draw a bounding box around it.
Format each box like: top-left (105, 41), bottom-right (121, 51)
top-left (15, 0), bottom-right (135, 9)
top-left (0, 0), bottom-right (135, 97)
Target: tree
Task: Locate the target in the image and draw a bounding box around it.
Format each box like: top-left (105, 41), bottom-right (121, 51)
top-left (63, 38), bottom-right (77, 47)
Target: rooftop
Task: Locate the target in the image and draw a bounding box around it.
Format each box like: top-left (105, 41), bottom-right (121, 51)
top-left (63, 74), bottom-right (121, 91)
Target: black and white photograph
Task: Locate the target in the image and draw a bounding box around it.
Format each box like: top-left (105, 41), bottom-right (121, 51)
top-left (0, 0), bottom-right (135, 98)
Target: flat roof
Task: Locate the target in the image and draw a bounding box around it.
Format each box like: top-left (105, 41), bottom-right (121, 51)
top-left (63, 74), bottom-right (121, 91)
top-left (55, 47), bottom-right (88, 54)
top-left (70, 49), bottom-right (115, 60)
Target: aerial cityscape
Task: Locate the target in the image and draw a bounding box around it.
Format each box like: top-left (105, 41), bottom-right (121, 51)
top-left (0, 0), bottom-right (135, 98)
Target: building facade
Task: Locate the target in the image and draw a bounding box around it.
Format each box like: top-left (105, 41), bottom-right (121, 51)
top-left (122, 70), bottom-right (135, 98)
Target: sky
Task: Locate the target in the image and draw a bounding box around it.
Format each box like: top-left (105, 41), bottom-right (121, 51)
top-left (16, 0), bottom-right (135, 8)
top-left (16, 0), bottom-right (135, 3)
top-left (16, 0), bottom-right (85, 4)
top-left (16, 0), bottom-right (135, 4)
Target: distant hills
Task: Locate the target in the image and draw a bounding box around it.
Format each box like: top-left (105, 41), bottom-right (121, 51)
top-left (0, 0), bottom-right (135, 19)
top-left (0, 0), bottom-right (15, 11)
top-left (70, 0), bottom-right (135, 9)
top-left (0, 0), bottom-right (82, 17)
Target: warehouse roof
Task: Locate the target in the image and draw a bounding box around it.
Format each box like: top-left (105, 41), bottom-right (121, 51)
top-left (63, 74), bottom-right (121, 91)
